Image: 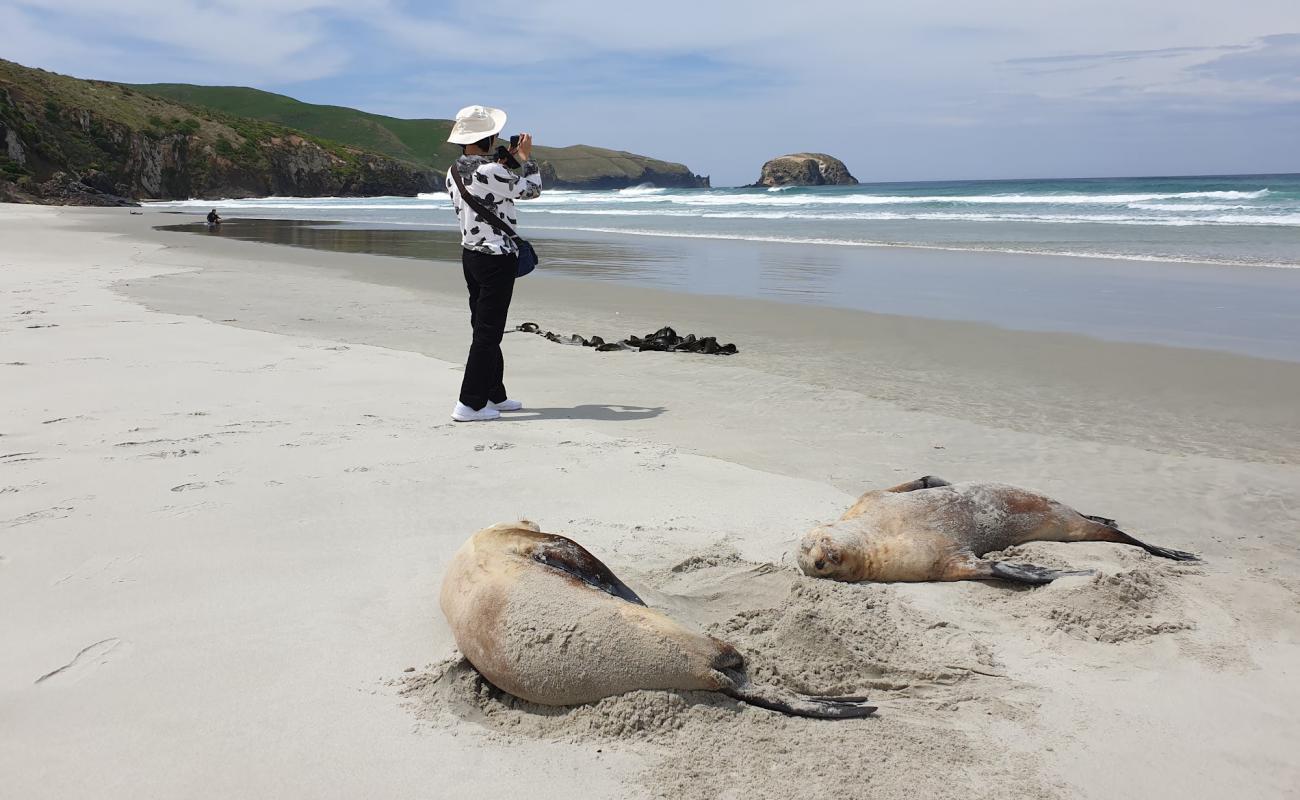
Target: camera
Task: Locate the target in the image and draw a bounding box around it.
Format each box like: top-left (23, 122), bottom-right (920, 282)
top-left (495, 134), bottom-right (521, 169)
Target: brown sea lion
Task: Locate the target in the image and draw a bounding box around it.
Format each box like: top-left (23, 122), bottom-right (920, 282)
top-left (440, 521), bottom-right (875, 718)
top-left (798, 476), bottom-right (1198, 585)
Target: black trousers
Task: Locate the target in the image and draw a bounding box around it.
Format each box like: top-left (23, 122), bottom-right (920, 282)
top-left (459, 248), bottom-right (517, 409)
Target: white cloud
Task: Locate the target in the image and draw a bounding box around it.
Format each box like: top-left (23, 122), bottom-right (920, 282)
top-left (4, 0), bottom-right (1297, 181)
top-left (4, 0), bottom-right (358, 82)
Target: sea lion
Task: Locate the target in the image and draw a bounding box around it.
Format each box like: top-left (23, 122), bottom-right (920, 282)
top-left (440, 520), bottom-right (875, 718)
top-left (798, 476), bottom-right (1198, 585)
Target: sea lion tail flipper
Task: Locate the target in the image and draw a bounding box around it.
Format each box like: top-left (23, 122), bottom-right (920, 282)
top-left (987, 561), bottom-right (1095, 585)
top-left (1082, 513), bottom-right (1118, 528)
top-left (1093, 526), bottom-right (1201, 562)
top-left (724, 682), bottom-right (877, 720)
top-left (1125, 538), bottom-right (1200, 562)
top-left (1138, 543), bottom-right (1196, 564)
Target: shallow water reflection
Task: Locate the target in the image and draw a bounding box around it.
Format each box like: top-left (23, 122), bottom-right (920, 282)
top-left (157, 217), bottom-right (1300, 361)
top-left (159, 219), bottom-right (689, 288)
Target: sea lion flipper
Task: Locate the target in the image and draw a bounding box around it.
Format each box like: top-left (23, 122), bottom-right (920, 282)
top-left (884, 475), bottom-right (952, 493)
top-left (987, 561), bottom-right (1095, 585)
top-left (842, 476), bottom-right (955, 521)
top-left (530, 537), bottom-right (647, 606)
top-left (1084, 524), bottom-right (1201, 562)
top-left (724, 682), bottom-right (877, 719)
top-left (1119, 537), bottom-right (1200, 562)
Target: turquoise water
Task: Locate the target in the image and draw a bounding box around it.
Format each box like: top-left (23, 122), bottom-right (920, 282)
top-left (152, 173), bottom-right (1300, 267)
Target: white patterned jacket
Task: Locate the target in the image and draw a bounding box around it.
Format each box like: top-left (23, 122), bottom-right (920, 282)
top-left (446, 155), bottom-right (543, 255)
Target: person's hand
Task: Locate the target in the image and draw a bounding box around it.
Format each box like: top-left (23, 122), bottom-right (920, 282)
top-left (512, 132), bottom-right (533, 162)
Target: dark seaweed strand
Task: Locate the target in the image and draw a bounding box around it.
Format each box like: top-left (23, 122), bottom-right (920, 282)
top-left (515, 322), bottom-right (738, 355)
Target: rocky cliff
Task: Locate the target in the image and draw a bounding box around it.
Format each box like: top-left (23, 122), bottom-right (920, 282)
top-left (753, 153), bottom-right (857, 187)
top-left (0, 59), bottom-right (434, 205)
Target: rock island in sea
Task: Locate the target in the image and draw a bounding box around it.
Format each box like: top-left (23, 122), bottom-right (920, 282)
top-left (752, 152), bottom-right (858, 187)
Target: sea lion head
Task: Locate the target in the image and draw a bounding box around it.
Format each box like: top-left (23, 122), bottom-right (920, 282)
top-left (798, 524), bottom-right (865, 582)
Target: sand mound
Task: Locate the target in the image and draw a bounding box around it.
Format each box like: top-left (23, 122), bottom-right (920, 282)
top-left (1040, 568), bottom-right (1194, 643)
top-left (986, 545), bottom-right (1198, 643)
top-left (667, 548), bottom-right (747, 574)
top-left (714, 577), bottom-right (1003, 695)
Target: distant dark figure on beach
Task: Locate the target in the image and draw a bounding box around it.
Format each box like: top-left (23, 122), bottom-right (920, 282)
top-left (206, 209), bottom-right (221, 227)
top-left (444, 105), bottom-right (541, 422)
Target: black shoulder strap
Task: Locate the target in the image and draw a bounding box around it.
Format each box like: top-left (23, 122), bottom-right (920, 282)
top-left (450, 164), bottom-right (522, 243)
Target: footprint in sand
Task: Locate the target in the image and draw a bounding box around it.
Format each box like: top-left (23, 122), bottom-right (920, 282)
top-left (52, 554), bottom-right (142, 586)
top-left (35, 638), bottom-right (129, 685)
top-left (170, 482), bottom-right (207, 492)
top-left (219, 420), bottom-right (287, 429)
top-left (141, 449), bottom-right (200, 459)
top-left (4, 506), bottom-right (74, 527)
top-left (158, 500), bottom-right (215, 518)
top-left (1, 451), bottom-right (44, 464)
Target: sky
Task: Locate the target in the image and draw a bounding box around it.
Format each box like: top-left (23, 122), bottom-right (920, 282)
top-left (3, 0), bottom-right (1298, 186)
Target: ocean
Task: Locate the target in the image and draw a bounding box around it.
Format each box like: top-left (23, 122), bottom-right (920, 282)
top-left (152, 173), bottom-right (1300, 267)
top-left (149, 173), bottom-right (1300, 360)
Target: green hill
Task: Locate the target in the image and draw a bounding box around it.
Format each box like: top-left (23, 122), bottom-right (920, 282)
top-left (132, 83), bottom-right (709, 189)
top-left (130, 83), bottom-right (461, 172)
top-left (0, 59), bottom-right (434, 204)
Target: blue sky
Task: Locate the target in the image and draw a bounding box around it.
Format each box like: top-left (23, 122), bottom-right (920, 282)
top-left (3, 0), bottom-right (1297, 185)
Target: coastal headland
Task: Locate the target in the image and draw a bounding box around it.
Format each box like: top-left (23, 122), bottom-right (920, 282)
top-left (0, 58), bottom-right (709, 206)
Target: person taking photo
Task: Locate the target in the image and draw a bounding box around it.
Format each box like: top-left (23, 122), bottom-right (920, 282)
top-left (444, 105), bottom-right (541, 422)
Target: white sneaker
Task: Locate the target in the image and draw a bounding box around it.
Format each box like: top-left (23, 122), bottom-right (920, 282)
top-left (451, 402), bottom-right (500, 422)
top-left (488, 398), bottom-right (524, 412)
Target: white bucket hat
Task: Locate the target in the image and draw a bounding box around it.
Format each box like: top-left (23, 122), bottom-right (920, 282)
top-left (447, 105), bottom-right (507, 144)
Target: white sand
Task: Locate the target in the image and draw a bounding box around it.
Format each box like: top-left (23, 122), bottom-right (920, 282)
top-left (3, 204), bottom-right (1299, 799)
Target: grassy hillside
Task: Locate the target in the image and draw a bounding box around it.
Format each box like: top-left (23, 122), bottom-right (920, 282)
top-left (133, 83), bottom-right (709, 188)
top-left (0, 59), bottom-right (433, 202)
top-left (132, 83), bottom-right (460, 171)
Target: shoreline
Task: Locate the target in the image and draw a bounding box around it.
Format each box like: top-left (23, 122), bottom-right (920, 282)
top-left (4, 203), bottom-right (1299, 799)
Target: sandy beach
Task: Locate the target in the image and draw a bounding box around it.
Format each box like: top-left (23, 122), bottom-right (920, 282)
top-left (3, 204), bottom-right (1299, 799)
